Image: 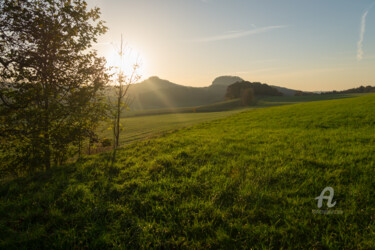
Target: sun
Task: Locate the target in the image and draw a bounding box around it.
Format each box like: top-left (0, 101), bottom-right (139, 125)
top-left (105, 45), bottom-right (147, 82)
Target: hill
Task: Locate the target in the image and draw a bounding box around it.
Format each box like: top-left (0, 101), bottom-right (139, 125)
top-left (211, 75), bottom-right (244, 87)
top-left (1, 94), bottom-right (374, 248)
top-left (270, 85), bottom-right (298, 96)
top-left (128, 76), bottom-right (243, 110)
top-left (120, 76), bottom-right (297, 110)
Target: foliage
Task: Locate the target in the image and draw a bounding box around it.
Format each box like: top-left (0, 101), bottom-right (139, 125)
top-left (240, 88), bottom-right (254, 106)
top-left (0, 0), bottom-right (109, 173)
top-left (100, 138), bottom-right (111, 147)
top-left (294, 90), bottom-right (318, 96)
top-left (1, 94), bottom-right (374, 248)
top-left (225, 81), bottom-right (283, 100)
top-left (322, 85), bottom-right (375, 95)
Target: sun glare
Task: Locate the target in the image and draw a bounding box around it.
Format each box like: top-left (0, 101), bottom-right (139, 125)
top-left (105, 45), bottom-right (146, 82)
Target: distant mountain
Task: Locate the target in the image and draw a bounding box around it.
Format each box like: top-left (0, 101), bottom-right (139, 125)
top-left (114, 76), bottom-right (298, 110)
top-left (127, 76), bottom-right (243, 110)
top-left (270, 85), bottom-right (298, 96)
top-left (107, 76), bottom-right (371, 111)
top-left (211, 76), bottom-right (244, 87)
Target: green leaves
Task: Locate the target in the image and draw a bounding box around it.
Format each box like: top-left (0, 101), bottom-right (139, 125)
top-left (0, 0), bottom-right (109, 173)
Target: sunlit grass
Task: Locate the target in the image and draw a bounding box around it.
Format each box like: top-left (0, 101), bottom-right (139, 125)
top-left (99, 109), bottom-right (247, 145)
top-left (1, 94), bottom-right (374, 248)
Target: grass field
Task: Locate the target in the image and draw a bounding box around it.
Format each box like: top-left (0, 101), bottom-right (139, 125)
top-left (123, 99), bottom-right (243, 117)
top-left (1, 94), bottom-right (374, 248)
top-left (100, 109), bottom-right (249, 146)
top-left (123, 94), bottom-right (358, 118)
top-left (104, 94), bottom-right (360, 147)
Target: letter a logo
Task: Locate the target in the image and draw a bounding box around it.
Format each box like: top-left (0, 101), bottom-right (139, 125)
top-left (315, 187), bottom-right (336, 208)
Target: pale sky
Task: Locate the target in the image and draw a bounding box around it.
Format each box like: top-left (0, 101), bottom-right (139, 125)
top-left (87, 0), bottom-right (375, 91)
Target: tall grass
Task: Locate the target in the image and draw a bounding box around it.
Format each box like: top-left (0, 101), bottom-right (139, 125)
top-left (1, 94), bottom-right (374, 248)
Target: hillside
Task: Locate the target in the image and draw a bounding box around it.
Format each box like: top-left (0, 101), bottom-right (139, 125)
top-left (127, 76), bottom-right (243, 110)
top-left (270, 85), bottom-right (298, 96)
top-left (119, 76), bottom-right (297, 110)
top-left (1, 95), bottom-right (374, 248)
top-left (100, 109), bottom-right (247, 146)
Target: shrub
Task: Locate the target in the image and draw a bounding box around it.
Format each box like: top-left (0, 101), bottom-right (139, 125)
top-left (101, 138), bottom-right (112, 147)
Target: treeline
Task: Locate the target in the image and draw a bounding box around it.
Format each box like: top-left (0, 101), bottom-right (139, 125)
top-left (225, 81), bottom-right (283, 106)
top-left (226, 81), bottom-right (283, 98)
top-left (321, 85), bottom-right (375, 95)
top-left (293, 85), bottom-right (375, 96)
top-left (294, 91), bottom-right (318, 96)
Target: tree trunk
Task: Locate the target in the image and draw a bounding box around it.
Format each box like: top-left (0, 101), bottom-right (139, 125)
top-left (43, 75), bottom-right (51, 170)
top-left (116, 90), bottom-right (121, 148)
top-left (44, 142), bottom-right (51, 170)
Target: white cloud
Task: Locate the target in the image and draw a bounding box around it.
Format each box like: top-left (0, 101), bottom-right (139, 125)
top-left (191, 25), bottom-right (287, 42)
top-left (357, 3), bottom-right (375, 61)
top-left (357, 10), bottom-right (368, 61)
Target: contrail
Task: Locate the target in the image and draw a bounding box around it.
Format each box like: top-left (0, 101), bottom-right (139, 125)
top-left (191, 25), bottom-right (287, 42)
top-left (357, 3), bottom-right (375, 61)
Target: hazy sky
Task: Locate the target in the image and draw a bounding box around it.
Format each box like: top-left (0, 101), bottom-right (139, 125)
top-left (87, 0), bottom-right (375, 91)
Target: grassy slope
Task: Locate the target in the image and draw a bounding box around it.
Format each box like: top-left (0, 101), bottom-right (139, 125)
top-left (123, 99), bottom-right (243, 117)
top-left (100, 109), bottom-right (248, 146)
top-left (124, 94), bottom-right (357, 118)
top-left (1, 95), bottom-right (374, 249)
top-left (256, 93), bottom-right (356, 106)
top-left (101, 94), bottom-right (359, 147)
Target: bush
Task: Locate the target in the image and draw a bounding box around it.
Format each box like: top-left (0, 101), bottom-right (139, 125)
top-left (241, 88), bottom-right (254, 106)
top-left (101, 138), bottom-right (112, 147)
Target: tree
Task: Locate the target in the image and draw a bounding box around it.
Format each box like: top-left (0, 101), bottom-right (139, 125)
top-left (225, 81), bottom-right (283, 100)
top-left (108, 35), bottom-right (140, 163)
top-left (241, 88), bottom-right (254, 106)
top-left (0, 0), bottom-right (109, 174)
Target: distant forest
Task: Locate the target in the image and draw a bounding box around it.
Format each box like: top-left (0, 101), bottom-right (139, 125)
top-left (293, 85), bottom-right (375, 96)
top-left (321, 85), bottom-right (375, 95)
top-left (225, 81), bottom-right (283, 99)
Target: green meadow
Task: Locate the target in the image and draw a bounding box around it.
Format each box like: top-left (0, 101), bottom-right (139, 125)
top-left (100, 109), bottom-right (247, 146)
top-left (1, 94), bottom-right (374, 248)
top-left (100, 94), bottom-right (359, 147)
